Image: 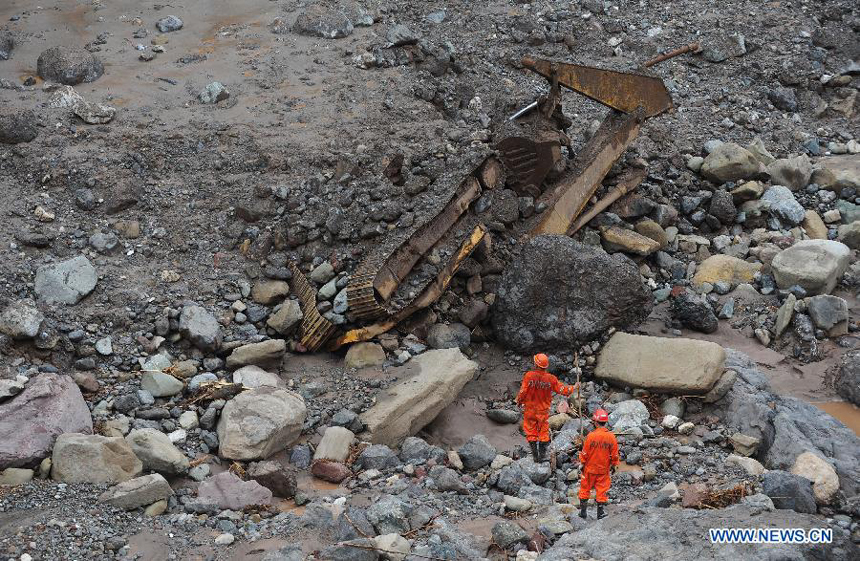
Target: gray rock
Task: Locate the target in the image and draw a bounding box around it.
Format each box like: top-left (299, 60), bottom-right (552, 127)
top-left (34, 255), bottom-right (98, 304)
top-left (98, 473), bottom-right (173, 510)
top-left (320, 539), bottom-right (377, 561)
top-left (366, 495), bottom-right (412, 535)
top-left (0, 373), bottom-right (92, 469)
top-left (492, 236), bottom-right (652, 353)
top-left (331, 409), bottom-right (364, 433)
top-left (262, 545), bottom-right (304, 561)
top-left (0, 110), bottom-right (38, 144)
top-left (37, 46), bottom-right (104, 85)
top-left (761, 185), bottom-right (805, 226)
top-left (457, 434), bottom-right (496, 471)
top-left (486, 409), bottom-right (520, 424)
top-left (771, 240), bottom-right (851, 295)
top-left (701, 31), bottom-right (746, 63)
top-left (73, 100), bottom-right (116, 125)
top-left (426, 323), bottom-right (471, 350)
top-left (334, 507), bottom-right (376, 541)
top-left (836, 351), bottom-right (860, 406)
top-left (398, 436), bottom-right (432, 463)
top-left (232, 365), bottom-right (282, 389)
top-left (709, 190), bottom-right (737, 224)
top-left (609, 400), bottom-right (649, 433)
top-left (0, 467), bottom-right (33, 486)
top-left (768, 87), bottom-right (798, 113)
top-left (156, 15), bottom-right (183, 32)
top-left (660, 397), bottom-right (686, 419)
top-left (515, 457), bottom-right (551, 484)
top-left (387, 24), bottom-right (419, 46)
top-left (355, 444), bottom-right (399, 471)
top-left (51, 434), bottom-right (142, 484)
top-left (197, 471), bottom-right (273, 509)
top-left (179, 306), bottom-right (222, 352)
top-left (293, 6), bottom-right (353, 39)
top-left (314, 426), bottom-right (356, 463)
top-left (762, 470), bottom-right (817, 513)
top-left (140, 372), bottom-right (184, 398)
top-left (492, 520), bottom-right (529, 549)
top-left (429, 465), bottom-right (467, 493)
top-left (0, 300), bottom-right (43, 339)
top-left (767, 156), bottom-right (812, 191)
top-left (0, 380), bottom-right (25, 402)
top-left (0, 32), bottom-right (12, 60)
top-left (199, 82), bottom-right (229, 104)
top-left (670, 292), bottom-right (718, 333)
top-left (247, 460), bottom-right (297, 498)
top-left (125, 428), bottom-right (189, 475)
top-left (267, 300), bottom-right (303, 335)
top-left (540, 505), bottom-right (856, 560)
top-left (807, 295), bottom-right (849, 335)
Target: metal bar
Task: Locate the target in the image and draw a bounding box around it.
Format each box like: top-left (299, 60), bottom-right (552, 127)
top-left (521, 57), bottom-right (672, 117)
top-left (643, 41), bottom-right (701, 68)
top-left (507, 100), bottom-right (538, 121)
top-left (566, 167), bottom-right (647, 235)
top-left (531, 109), bottom-right (643, 235)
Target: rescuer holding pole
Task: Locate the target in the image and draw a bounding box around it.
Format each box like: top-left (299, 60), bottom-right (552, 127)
top-left (516, 353), bottom-right (578, 463)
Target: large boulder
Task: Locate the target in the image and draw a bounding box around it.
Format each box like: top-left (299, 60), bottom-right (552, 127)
top-left (140, 372), bottom-right (184, 397)
top-left (179, 305), bottom-right (222, 352)
top-left (492, 236), bottom-right (652, 352)
top-left (691, 255), bottom-right (761, 288)
top-left (710, 350), bottom-right (860, 499)
top-left (539, 505), bottom-right (857, 561)
top-left (37, 46), bottom-right (104, 85)
top-left (812, 154), bottom-right (860, 194)
top-left (770, 240), bottom-right (851, 295)
top-left (0, 110), bottom-right (38, 144)
top-left (807, 295), bottom-right (849, 336)
top-left (34, 255), bottom-right (98, 304)
top-left (427, 323), bottom-right (471, 350)
top-left (835, 351), bottom-right (860, 406)
top-left (701, 143), bottom-right (761, 183)
top-left (359, 349), bottom-right (477, 446)
top-left (98, 474), bottom-right (173, 510)
top-left (125, 428), bottom-right (189, 475)
top-left (596, 333), bottom-right (725, 394)
top-left (0, 373), bottom-right (92, 469)
top-left (216, 387), bottom-right (306, 460)
top-left (608, 400), bottom-right (650, 433)
top-left (51, 434), bottom-right (142, 484)
top-left (196, 471), bottom-right (273, 509)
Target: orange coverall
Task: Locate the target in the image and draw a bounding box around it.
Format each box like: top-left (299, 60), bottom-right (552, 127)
top-left (578, 426), bottom-right (619, 503)
top-left (516, 370), bottom-right (576, 442)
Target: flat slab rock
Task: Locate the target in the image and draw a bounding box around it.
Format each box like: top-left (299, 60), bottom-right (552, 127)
top-left (595, 332), bottom-right (726, 393)
top-left (196, 471), bottom-right (272, 509)
top-left (359, 348), bottom-right (477, 446)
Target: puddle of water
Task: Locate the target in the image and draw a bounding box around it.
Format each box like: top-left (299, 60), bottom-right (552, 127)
top-left (616, 461), bottom-right (643, 474)
top-left (813, 402), bottom-right (860, 437)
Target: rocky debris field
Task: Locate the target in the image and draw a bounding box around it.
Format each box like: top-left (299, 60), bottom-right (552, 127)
top-left (1, 0), bottom-right (860, 559)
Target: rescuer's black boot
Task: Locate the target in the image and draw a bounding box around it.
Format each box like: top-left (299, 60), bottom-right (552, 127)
top-left (579, 499), bottom-right (588, 519)
top-left (597, 504), bottom-right (607, 519)
top-left (529, 441), bottom-right (540, 462)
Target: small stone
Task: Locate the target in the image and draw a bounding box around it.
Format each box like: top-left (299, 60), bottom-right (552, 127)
top-left (199, 82), bottom-right (230, 104)
top-left (156, 15), bottom-right (183, 33)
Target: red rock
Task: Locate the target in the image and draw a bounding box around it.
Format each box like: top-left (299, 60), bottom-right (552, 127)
top-left (311, 460), bottom-right (350, 483)
top-left (680, 483), bottom-right (709, 508)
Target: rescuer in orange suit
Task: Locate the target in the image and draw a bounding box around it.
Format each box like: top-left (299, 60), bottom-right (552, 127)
top-left (578, 408), bottom-right (619, 520)
top-left (516, 353), bottom-right (578, 463)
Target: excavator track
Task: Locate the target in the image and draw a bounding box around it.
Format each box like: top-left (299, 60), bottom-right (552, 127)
top-left (289, 262), bottom-right (337, 352)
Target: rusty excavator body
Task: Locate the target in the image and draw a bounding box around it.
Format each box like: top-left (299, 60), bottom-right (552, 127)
top-left (290, 45), bottom-right (698, 353)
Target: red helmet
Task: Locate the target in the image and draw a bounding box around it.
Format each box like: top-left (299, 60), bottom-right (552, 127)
top-left (592, 409), bottom-right (609, 423)
top-left (534, 353), bottom-right (549, 369)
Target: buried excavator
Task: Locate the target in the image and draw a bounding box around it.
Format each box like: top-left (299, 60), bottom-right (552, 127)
top-left (290, 45), bottom-right (698, 352)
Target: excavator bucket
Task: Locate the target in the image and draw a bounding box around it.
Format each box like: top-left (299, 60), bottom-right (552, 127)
top-left (521, 57), bottom-right (672, 118)
top-left (495, 136), bottom-right (558, 198)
